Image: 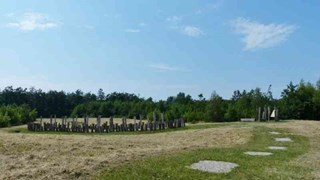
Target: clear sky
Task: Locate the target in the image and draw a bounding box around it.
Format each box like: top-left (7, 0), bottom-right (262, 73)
top-left (0, 0), bottom-right (319, 100)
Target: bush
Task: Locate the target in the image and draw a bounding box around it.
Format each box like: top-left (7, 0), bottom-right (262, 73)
top-left (0, 113), bottom-right (10, 127)
top-left (0, 104), bottom-right (37, 128)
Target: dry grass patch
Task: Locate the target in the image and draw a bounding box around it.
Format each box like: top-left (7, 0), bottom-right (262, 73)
top-left (0, 126), bottom-right (251, 179)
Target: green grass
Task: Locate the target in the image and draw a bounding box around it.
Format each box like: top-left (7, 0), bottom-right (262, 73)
top-left (5, 123), bottom-right (228, 136)
top-left (96, 126), bottom-right (310, 180)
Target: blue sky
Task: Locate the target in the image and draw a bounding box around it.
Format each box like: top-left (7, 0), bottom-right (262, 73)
top-left (0, 0), bottom-right (319, 100)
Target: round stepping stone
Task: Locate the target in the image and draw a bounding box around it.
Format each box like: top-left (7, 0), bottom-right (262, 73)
top-left (275, 137), bottom-right (293, 142)
top-left (244, 151), bottom-right (273, 156)
top-left (190, 160), bottom-right (239, 173)
top-left (268, 146), bottom-right (287, 150)
top-left (269, 132), bottom-right (281, 135)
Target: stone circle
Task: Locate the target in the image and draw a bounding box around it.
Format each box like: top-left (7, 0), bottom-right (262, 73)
top-left (244, 151), bottom-right (273, 156)
top-left (190, 160), bottom-right (239, 173)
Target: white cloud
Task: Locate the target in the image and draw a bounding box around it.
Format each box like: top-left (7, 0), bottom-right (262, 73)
top-left (6, 12), bottom-right (59, 31)
top-left (166, 16), bottom-right (182, 23)
top-left (231, 17), bottom-right (297, 50)
top-left (125, 22), bottom-right (146, 33)
top-left (147, 63), bottom-right (190, 72)
top-left (166, 16), bottom-right (204, 37)
top-left (181, 26), bottom-right (204, 37)
top-left (125, 29), bottom-right (141, 33)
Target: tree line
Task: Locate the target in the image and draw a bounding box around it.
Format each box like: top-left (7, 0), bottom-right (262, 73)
top-left (0, 79), bottom-right (320, 127)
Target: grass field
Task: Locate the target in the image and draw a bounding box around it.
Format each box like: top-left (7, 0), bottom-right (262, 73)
top-left (0, 120), bottom-right (319, 179)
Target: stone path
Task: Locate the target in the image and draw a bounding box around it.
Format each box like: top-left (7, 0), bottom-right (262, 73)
top-left (268, 146), bottom-right (287, 150)
top-left (190, 160), bottom-right (239, 173)
top-left (189, 129), bottom-right (293, 174)
top-left (269, 132), bottom-right (281, 135)
top-left (244, 151), bottom-right (273, 156)
top-left (275, 137), bottom-right (293, 142)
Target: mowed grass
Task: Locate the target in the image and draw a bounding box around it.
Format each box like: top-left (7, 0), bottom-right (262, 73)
top-left (97, 126), bottom-right (310, 180)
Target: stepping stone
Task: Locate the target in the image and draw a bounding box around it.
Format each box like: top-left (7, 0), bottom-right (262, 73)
top-left (268, 146), bottom-right (287, 150)
top-left (275, 137), bottom-right (293, 142)
top-left (244, 151), bottom-right (273, 156)
top-left (190, 160), bottom-right (239, 173)
top-left (269, 132), bottom-right (281, 135)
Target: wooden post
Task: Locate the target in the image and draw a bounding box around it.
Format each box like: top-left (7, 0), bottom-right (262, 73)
top-left (153, 112), bottom-right (157, 130)
top-left (258, 107), bottom-right (261, 122)
top-left (75, 115), bottom-right (78, 131)
top-left (97, 115), bottom-right (101, 133)
top-left (267, 106), bottom-right (271, 122)
top-left (84, 116), bottom-right (87, 133)
top-left (110, 116), bottom-right (114, 132)
top-left (161, 113), bottom-right (164, 123)
top-left (139, 114), bottom-right (142, 130)
top-left (134, 116), bottom-right (137, 131)
top-left (161, 113), bottom-right (165, 128)
top-left (275, 107), bottom-right (279, 121)
top-left (40, 116), bottom-right (43, 130)
top-left (50, 115), bottom-right (53, 126)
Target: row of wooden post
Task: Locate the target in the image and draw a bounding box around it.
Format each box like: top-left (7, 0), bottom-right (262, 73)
top-left (27, 114), bottom-right (185, 133)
